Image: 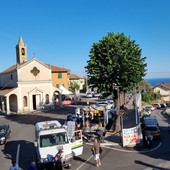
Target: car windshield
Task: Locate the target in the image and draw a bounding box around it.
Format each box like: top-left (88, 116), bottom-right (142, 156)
top-left (146, 127), bottom-right (158, 131)
top-left (40, 132), bottom-right (69, 148)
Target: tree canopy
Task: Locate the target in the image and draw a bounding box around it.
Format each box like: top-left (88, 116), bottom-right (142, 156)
top-left (85, 32), bottom-right (147, 98)
top-left (69, 81), bottom-right (80, 92)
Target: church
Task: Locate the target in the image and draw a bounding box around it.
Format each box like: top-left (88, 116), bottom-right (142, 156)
top-left (0, 36), bottom-right (62, 114)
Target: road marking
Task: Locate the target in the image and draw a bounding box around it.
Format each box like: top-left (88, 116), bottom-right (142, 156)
top-left (75, 142), bottom-right (161, 170)
top-left (101, 142), bottom-right (162, 153)
top-left (76, 155), bottom-right (93, 170)
top-left (85, 141), bottom-right (162, 153)
top-left (16, 144), bottom-right (20, 164)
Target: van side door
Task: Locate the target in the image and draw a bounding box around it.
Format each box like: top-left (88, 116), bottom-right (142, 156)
top-left (70, 130), bottom-right (83, 156)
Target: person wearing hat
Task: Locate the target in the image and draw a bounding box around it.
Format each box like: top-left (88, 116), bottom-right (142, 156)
top-left (54, 149), bottom-right (64, 170)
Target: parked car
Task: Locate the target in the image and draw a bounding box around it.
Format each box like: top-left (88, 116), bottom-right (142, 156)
top-left (153, 103), bottom-right (161, 109)
top-left (142, 116), bottom-right (159, 127)
top-left (165, 108), bottom-right (170, 116)
top-left (160, 103), bottom-right (167, 108)
top-left (96, 99), bottom-right (114, 110)
top-left (144, 108), bottom-right (151, 116)
top-left (143, 125), bottom-right (161, 139)
top-left (140, 108), bottom-right (151, 117)
top-left (145, 106), bottom-right (155, 111)
top-left (86, 92), bottom-right (93, 98)
top-left (142, 116), bottom-right (161, 139)
top-left (0, 124), bottom-right (11, 144)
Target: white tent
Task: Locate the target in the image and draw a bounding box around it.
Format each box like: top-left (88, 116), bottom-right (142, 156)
top-left (58, 84), bottom-right (73, 95)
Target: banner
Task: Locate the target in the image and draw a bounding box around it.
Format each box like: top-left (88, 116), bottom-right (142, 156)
top-left (122, 126), bottom-right (140, 147)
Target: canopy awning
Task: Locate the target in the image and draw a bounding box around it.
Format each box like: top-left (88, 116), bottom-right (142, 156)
top-left (58, 84), bottom-right (73, 95)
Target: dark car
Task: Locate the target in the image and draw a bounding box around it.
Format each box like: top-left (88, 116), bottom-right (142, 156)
top-left (143, 125), bottom-right (161, 139)
top-left (0, 124), bottom-right (11, 144)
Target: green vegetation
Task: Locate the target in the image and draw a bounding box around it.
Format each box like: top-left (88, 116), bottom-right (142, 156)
top-left (85, 32), bottom-right (147, 99)
top-left (85, 32), bottom-right (147, 132)
top-left (138, 80), bottom-right (161, 104)
top-left (69, 81), bottom-right (80, 92)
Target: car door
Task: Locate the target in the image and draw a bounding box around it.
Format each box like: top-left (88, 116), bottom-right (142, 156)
top-left (70, 130), bottom-right (83, 156)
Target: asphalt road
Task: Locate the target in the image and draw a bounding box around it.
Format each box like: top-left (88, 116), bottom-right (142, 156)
top-left (0, 98), bottom-right (170, 170)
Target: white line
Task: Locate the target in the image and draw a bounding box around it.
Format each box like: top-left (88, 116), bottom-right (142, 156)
top-left (86, 140), bottom-right (162, 153)
top-left (76, 155), bottom-right (93, 170)
top-left (101, 142), bottom-right (162, 153)
top-left (16, 144), bottom-right (20, 165)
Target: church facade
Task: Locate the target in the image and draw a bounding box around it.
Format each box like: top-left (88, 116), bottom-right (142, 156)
top-left (0, 36), bottom-right (61, 114)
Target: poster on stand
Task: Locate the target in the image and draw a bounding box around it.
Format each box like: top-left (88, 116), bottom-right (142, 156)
top-left (122, 126), bottom-right (140, 147)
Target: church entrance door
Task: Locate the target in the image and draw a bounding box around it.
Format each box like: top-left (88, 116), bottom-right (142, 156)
top-left (32, 94), bottom-right (40, 110)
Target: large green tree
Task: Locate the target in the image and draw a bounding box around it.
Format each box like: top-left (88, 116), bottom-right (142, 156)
top-left (85, 32), bottom-right (147, 132)
top-left (85, 32), bottom-right (147, 98)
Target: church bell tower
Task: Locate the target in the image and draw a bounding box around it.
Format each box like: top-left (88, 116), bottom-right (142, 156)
top-left (16, 36), bottom-right (28, 64)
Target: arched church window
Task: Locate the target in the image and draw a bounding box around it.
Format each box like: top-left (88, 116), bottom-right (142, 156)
top-left (23, 96), bottom-right (27, 107)
top-left (45, 94), bottom-right (49, 104)
top-left (21, 48), bottom-right (25, 55)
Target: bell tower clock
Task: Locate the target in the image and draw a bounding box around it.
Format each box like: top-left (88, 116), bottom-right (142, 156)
top-left (16, 36), bottom-right (28, 64)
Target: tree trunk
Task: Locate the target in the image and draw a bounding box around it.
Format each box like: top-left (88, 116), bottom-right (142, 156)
top-left (114, 110), bottom-right (121, 132)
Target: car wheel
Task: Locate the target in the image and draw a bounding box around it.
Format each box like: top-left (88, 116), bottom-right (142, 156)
top-left (65, 164), bottom-right (71, 169)
top-left (4, 140), bottom-right (7, 145)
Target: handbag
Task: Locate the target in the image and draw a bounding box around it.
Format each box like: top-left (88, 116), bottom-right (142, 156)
top-left (91, 146), bottom-right (95, 155)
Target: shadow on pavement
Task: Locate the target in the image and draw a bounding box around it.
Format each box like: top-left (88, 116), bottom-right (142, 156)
top-left (3, 140), bottom-right (35, 170)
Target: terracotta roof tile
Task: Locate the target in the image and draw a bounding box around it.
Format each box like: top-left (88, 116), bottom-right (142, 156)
top-left (155, 83), bottom-right (170, 90)
top-left (50, 65), bottom-right (70, 72)
top-left (0, 87), bottom-right (16, 96)
top-left (68, 74), bottom-right (83, 80)
top-left (0, 65), bottom-right (17, 74)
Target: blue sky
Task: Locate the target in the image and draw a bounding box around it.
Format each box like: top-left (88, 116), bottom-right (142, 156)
top-left (0, 0), bottom-right (170, 79)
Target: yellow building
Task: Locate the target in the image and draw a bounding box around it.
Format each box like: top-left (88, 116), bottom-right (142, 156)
top-left (51, 65), bottom-right (70, 89)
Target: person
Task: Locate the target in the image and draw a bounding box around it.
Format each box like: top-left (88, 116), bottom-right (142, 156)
top-left (91, 138), bottom-right (101, 167)
top-left (9, 160), bottom-right (19, 170)
top-left (145, 130), bottom-right (153, 147)
top-left (27, 161), bottom-right (37, 170)
top-left (54, 149), bottom-right (64, 170)
top-left (98, 120), bottom-right (103, 128)
top-left (87, 100), bottom-right (90, 106)
top-left (85, 118), bottom-right (91, 128)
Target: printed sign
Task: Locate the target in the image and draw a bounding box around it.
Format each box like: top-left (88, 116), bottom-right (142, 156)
top-left (122, 126), bottom-right (140, 147)
top-left (67, 121), bottom-right (75, 139)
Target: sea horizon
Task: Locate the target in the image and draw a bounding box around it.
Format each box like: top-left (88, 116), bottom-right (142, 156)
top-left (145, 77), bottom-right (170, 86)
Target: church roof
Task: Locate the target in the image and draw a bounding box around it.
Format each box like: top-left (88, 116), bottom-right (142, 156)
top-left (0, 64), bottom-right (17, 74)
top-left (0, 87), bottom-right (17, 96)
top-left (0, 62), bottom-right (70, 75)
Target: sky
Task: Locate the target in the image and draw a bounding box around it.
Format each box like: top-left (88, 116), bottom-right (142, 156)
top-left (0, 0), bottom-right (170, 79)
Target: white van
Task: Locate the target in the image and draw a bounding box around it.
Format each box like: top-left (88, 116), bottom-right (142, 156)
top-left (34, 120), bottom-right (83, 169)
